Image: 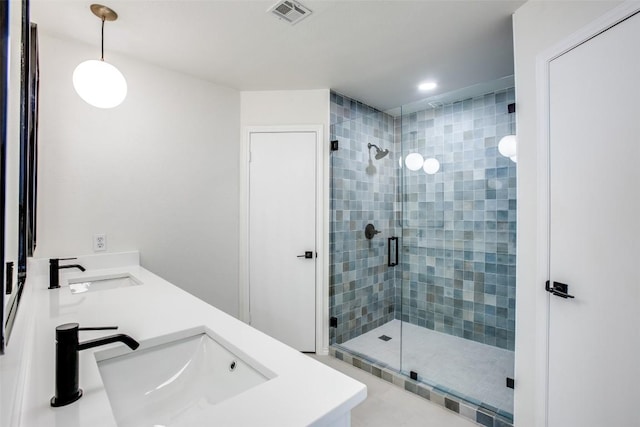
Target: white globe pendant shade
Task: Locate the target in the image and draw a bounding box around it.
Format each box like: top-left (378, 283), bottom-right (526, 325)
top-left (510, 155), bottom-right (517, 163)
top-left (423, 157), bottom-right (440, 174)
top-left (498, 134), bottom-right (517, 158)
top-left (73, 59), bottom-right (127, 108)
top-left (405, 153), bottom-right (424, 171)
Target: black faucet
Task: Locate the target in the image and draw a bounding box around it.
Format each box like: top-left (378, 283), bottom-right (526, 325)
top-left (50, 323), bottom-right (139, 407)
top-left (49, 258), bottom-right (86, 289)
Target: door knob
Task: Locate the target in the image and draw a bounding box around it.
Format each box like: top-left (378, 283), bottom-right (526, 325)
top-left (545, 281), bottom-right (575, 299)
top-left (297, 251), bottom-right (314, 259)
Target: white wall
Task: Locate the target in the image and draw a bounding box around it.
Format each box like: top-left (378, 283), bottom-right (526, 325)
top-left (512, 1), bottom-right (621, 426)
top-left (35, 34), bottom-right (241, 316)
top-left (240, 90), bottom-right (330, 128)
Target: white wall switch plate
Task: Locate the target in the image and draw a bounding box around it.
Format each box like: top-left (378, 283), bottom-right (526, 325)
top-left (94, 234), bottom-right (107, 252)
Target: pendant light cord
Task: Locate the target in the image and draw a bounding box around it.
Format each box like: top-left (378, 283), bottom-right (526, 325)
top-left (101, 16), bottom-right (105, 61)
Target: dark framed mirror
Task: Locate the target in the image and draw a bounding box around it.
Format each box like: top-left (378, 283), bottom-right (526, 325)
top-left (1, 0), bottom-right (9, 353)
top-left (18, 19), bottom-right (38, 281)
top-left (2, 0), bottom-right (36, 354)
top-left (26, 21), bottom-right (38, 261)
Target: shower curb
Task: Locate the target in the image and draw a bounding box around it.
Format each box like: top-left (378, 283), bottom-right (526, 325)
top-left (330, 346), bottom-right (513, 427)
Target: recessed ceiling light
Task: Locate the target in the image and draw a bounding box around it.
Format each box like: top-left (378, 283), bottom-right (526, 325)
top-left (418, 82), bottom-right (437, 91)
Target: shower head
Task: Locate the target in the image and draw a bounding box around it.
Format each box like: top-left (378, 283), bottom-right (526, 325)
top-left (367, 143), bottom-right (389, 160)
top-left (375, 148), bottom-right (389, 160)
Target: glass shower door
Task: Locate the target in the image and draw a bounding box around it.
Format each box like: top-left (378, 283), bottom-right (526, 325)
top-left (399, 88), bottom-right (517, 421)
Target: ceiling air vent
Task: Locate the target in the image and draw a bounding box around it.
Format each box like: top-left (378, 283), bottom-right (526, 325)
top-left (269, 0), bottom-right (312, 25)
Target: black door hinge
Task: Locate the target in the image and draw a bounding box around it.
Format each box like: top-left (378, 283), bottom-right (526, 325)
top-left (329, 317), bottom-right (338, 328)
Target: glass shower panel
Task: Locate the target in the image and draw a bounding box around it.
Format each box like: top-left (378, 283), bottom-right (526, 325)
top-left (329, 99), bottom-right (401, 371)
top-left (399, 88), bottom-right (516, 420)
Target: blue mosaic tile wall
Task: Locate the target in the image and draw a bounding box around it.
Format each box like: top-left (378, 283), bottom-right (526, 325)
top-left (399, 88), bottom-right (517, 350)
top-left (329, 91), bottom-right (399, 344)
top-left (329, 88), bottom-right (516, 351)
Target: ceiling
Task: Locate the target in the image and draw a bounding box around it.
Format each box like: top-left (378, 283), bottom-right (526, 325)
top-left (31, 0), bottom-right (524, 111)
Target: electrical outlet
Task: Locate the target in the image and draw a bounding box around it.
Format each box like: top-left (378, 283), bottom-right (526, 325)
top-left (93, 234), bottom-right (107, 252)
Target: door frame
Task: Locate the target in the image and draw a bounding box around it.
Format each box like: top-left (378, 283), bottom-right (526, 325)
top-left (239, 125), bottom-right (328, 354)
top-left (535, 2), bottom-right (640, 425)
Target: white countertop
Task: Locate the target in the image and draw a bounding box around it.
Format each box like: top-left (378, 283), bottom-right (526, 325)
top-left (5, 252), bottom-right (366, 426)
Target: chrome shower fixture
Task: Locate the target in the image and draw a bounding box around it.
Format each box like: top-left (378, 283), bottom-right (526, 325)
top-left (367, 143), bottom-right (389, 160)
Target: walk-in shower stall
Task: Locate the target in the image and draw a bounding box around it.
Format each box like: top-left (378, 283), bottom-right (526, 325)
top-left (329, 81), bottom-right (516, 426)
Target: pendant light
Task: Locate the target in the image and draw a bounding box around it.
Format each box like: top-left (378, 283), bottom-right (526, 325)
top-left (405, 152), bottom-right (424, 171)
top-left (423, 157), bottom-right (440, 175)
top-left (498, 103), bottom-right (517, 161)
top-left (72, 4), bottom-right (127, 108)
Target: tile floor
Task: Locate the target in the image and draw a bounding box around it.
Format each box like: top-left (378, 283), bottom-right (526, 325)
top-left (339, 320), bottom-right (514, 413)
top-left (310, 354), bottom-right (477, 427)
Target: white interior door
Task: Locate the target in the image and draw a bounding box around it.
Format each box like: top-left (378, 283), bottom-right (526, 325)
top-left (548, 12), bottom-right (640, 426)
top-left (249, 131), bottom-right (316, 352)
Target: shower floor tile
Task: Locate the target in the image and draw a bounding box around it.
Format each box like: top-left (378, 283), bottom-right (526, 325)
top-left (340, 319), bottom-right (514, 413)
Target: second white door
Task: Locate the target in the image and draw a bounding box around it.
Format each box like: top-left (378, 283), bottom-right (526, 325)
top-left (547, 10), bottom-right (640, 427)
top-left (248, 131), bottom-right (316, 352)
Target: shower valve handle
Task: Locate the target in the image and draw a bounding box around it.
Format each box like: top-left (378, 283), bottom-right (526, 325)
top-left (365, 224), bottom-right (380, 240)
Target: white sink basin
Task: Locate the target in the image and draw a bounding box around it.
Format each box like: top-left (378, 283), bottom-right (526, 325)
top-left (95, 329), bottom-right (272, 426)
top-left (68, 273), bottom-right (142, 294)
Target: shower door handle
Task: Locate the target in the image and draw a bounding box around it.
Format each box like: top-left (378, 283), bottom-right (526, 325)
top-left (388, 237), bottom-right (398, 267)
